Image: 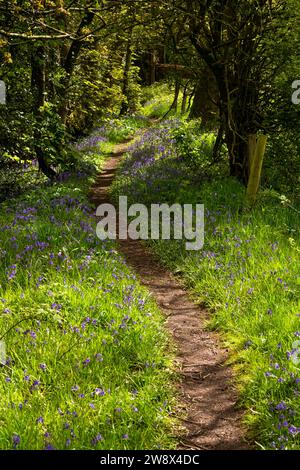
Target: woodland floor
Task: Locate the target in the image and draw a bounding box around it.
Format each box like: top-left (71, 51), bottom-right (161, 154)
top-left (90, 140), bottom-right (250, 451)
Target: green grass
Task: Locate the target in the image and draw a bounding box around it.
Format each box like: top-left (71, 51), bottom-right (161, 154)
top-left (141, 83), bottom-right (188, 120)
top-left (0, 121), bottom-right (176, 450)
top-left (112, 117), bottom-right (300, 450)
top-left (101, 116), bottom-right (151, 143)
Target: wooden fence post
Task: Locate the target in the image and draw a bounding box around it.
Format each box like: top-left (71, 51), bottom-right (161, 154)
top-left (246, 134), bottom-right (268, 204)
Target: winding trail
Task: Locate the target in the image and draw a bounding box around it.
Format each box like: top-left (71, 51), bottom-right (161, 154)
top-left (90, 139), bottom-right (250, 450)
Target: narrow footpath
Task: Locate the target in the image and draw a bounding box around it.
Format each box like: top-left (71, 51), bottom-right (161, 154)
top-left (90, 140), bottom-right (250, 450)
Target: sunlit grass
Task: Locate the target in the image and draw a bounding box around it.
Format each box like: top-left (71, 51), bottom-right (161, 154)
top-left (112, 115), bottom-right (300, 450)
top-left (142, 83), bottom-right (189, 120)
top-left (0, 121), bottom-right (176, 450)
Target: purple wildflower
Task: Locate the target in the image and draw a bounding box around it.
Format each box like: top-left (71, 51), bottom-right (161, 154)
top-left (7, 265), bottom-right (17, 281)
top-left (44, 444), bottom-right (55, 450)
top-left (95, 353), bottom-right (103, 362)
top-left (51, 303), bottom-right (62, 311)
top-left (91, 433), bottom-right (103, 446)
top-left (288, 425), bottom-right (298, 435)
top-left (30, 380), bottom-right (40, 391)
top-left (12, 434), bottom-right (20, 448)
top-left (276, 401), bottom-right (287, 411)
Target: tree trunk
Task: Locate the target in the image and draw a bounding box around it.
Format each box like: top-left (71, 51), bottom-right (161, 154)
top-left (162, 80), bottom-right (180, 119)
top-left (187, 87), bottom-right (195, 113)
top-left (181, 84), bottom-right (188, 114)
top-left (58, 9), bottom-right (95, 124)
top-left (225, 129), bottom-right (249, 184)
top-left (213, 64), bottom-right (252, 184)
top-left (120, 30), bottom-right (133, 116)
top-left (172, 79), bottom-right (180, 113)
top-left (212, 121), bottom-right (224, 162)
top-left (31, 46), bottom-right (57, 179)
top-left (189, 72), bottom-right (219, 127)
top-left (188, 82), bottom-right (203, 120)
top-left (189, 33), bottom-right (260, 186)
top-left (149, 51), bottom-right (156, 85)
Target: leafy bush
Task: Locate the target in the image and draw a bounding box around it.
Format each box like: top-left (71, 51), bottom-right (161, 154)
top-left (172, 119), bottom-right (228, 177)
top-left (34, 103), bottom-right (70, 168)
top-left (263, 131), bottom-right (300, 200)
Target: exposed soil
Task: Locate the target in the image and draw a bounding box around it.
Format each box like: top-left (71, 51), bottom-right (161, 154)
top-left (90, 140), bottom-right (250, 451)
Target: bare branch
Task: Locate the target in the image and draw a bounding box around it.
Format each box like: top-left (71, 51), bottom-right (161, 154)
top-left (0, 29), bottom-right (74, 41)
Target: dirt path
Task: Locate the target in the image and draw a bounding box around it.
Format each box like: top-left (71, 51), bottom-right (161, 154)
top-left (90, 140), bottom-right (250, 451)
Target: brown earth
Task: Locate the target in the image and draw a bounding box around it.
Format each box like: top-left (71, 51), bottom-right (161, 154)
top-left (90, 141), bottom-right (250, 450)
